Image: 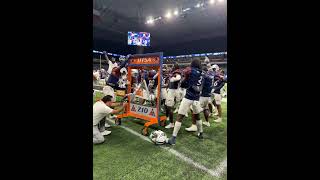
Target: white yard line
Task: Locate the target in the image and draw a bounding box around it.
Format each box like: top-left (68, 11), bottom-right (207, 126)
top-left (212, 158), bottom-right (227, 177)
top-left (106, 119), bottom-right (227, 178)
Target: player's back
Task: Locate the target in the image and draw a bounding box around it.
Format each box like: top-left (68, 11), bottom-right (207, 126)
top-left (201, 71), bottom-right (215, 97)
top-left (185, 67), bottom-right (202, 100)
top-left (213, 73), bottom-right (225, 94)
top-left (107, 67), bottom-right (121, 87)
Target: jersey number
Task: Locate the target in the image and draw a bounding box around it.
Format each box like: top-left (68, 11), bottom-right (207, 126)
top-left (197, 76), bottom-right (203, 86)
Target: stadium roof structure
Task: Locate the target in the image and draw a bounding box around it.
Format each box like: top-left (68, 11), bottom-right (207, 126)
top-left (93, 0), bottom-right (227, 51)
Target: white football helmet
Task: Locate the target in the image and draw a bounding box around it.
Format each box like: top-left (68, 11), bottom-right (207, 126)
top-left (149, 130), bottom-right (167, 145)
top-left (212, 64), bottom-right (220, 71)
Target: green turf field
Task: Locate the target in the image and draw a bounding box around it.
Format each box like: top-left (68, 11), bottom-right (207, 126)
top-left (93, 91), bottom-right (227, 180)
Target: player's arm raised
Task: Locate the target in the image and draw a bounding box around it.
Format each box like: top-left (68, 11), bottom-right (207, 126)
top-left (103, 51), bottom-right (110, 64)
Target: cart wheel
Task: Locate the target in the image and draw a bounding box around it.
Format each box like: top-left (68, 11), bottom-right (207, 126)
top-left (115, 118), bottom-right (122, 125)
top-left (141, 127), bottom-right (149, 136)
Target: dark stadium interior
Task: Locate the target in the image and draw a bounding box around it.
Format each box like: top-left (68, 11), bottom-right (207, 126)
top-left (93, 1), bottom-right (228, 179)
top-left (93, 0), bottom-right (227, 55)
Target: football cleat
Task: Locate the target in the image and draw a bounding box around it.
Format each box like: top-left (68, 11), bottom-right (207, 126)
top-left (203, 121), bottom-right (211, 127)
top-left (185, 124), bottom-right (197, 132)
top-left (214, 117), bottom-right (222, 123)
top-left (167, 136), bottom-right (176, 145)
top-left (197, 132), bottom-right (204, 139)
top-left (165, 123), bottom-right (175, 129)
top-left (105, 123), bottom-right (111, 128)
top-left (101, 130), bottom-right (112, 136)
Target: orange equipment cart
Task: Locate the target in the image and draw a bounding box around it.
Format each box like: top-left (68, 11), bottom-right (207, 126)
top-left (116, 52), bottom-right (167, 135)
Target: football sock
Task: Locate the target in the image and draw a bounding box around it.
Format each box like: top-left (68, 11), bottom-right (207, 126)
top-left (172, 121), bottom-right (182, 137)
top-left (196, 120), bottom-right (203, 133)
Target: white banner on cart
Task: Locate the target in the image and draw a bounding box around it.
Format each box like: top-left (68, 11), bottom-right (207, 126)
top-left (130, 103), bottom-right (157, 118)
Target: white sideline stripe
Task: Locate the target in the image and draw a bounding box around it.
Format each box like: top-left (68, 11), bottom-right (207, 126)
top-left (213, 158), bottom-right (227, 177)
top-left (106, 119), bottom-right (226, 177)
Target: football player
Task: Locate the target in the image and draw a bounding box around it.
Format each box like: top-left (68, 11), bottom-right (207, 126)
top-left (140, 69), bottom-right (158, 106)
top-left (102, 52), bottom-right (130, 101)
top-left (174, 67), bottom-right (189, 117)
top-left (185, 66), bottom-right (215, 131)
top-left (93, 69), bottom-right (100, 85)
top-left (208, 64), bottom-right (220, 117)
top-left (128, 69), bottom-right (141, 103)
top-left (161, 68), bottom-right (169, 115)
top-left (165, 63), bottom-right (182, 129)
top-left (118, 67), bottom-right (128, 90)
top-left (212, 69), bottom-right (226, 123)
top-left (103, 51), bottom-right (119, 82)
top-left (167, 58), bottom-right (204, 145)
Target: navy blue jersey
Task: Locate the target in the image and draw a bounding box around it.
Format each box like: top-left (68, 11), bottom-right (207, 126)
top-left (107, 69), bottom-right (120, 89)
top-left (183, 67), bottom-right (203, 101)
top-left (213, 75), bottom-right (225, 94)
top-left (201, 71), bottom-right (215, 97)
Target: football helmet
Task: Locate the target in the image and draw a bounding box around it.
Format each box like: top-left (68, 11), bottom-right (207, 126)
top-left (149, 130), bottom-right (167, 145)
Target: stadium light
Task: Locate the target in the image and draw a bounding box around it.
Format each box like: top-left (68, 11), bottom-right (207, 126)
top-left (165, 11), bottom-right (172, 19)
top-left (218, 0), bottom-right (224, 2)
top-left (174, 9), bottom-right (179, 16)
top-left (182, 8), bottom-right (191, 12)
top-left (195, 3), bottom-right (201, 8)
top-left (209, 0), bottom-right (215, 4)
top-left (146, 16), bottom-right (154, 24)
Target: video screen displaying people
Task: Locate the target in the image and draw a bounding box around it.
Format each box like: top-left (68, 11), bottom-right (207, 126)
top-left (128, 31), bottom-right (151, 47)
